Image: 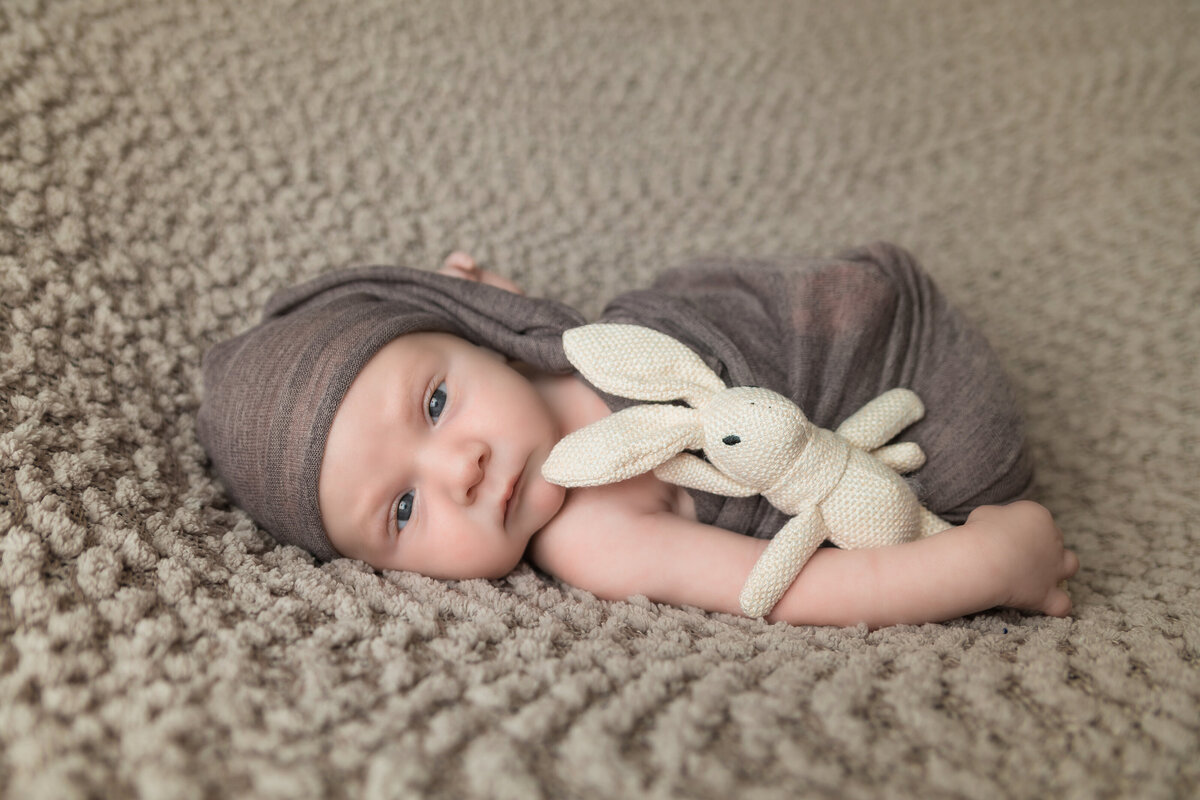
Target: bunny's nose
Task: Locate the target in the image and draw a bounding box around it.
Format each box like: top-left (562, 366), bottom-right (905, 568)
top-left (722, 434), bottom-right (741, 446)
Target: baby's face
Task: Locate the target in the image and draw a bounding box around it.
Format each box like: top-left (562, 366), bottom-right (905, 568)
top-left (318, 332), bottom-right (567, 578)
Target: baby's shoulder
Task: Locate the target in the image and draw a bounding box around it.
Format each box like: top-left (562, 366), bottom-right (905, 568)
top-left (527, 472), bottom-right (695, 580)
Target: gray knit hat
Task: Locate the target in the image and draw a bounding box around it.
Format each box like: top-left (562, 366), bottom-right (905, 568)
top-left (196, 265), bottom-right (584, 560)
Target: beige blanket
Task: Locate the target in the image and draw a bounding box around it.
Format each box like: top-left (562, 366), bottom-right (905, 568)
top-left (1, 1), bottom-right (1196, 797)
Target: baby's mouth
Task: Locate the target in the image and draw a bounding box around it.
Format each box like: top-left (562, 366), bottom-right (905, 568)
top-left (502, 465), bottom-right (524, 525)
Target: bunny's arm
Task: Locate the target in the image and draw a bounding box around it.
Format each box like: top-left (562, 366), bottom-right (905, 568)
top-left (871, 442), bottom-right (925, 473)
top-left (738, 507), bottom-right (829, 617)
top-left (835, 388), bottom-right (925, 450)
top-left (653, 453), bottom-right (759, 497)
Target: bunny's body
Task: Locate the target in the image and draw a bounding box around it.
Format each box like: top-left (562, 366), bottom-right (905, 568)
top-left (783, 437), bottom-right (947, 548)
top-left (543, 324), bottom-right (951, 617)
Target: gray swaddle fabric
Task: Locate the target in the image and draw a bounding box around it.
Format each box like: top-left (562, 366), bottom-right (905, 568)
top-left (599, 242), bottom-right (1032, 535)
top-left (197, 242), bottom-right (1030, 560)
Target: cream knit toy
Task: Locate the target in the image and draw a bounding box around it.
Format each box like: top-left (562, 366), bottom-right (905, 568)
top-left (542, 324), bottom-right (952, 617)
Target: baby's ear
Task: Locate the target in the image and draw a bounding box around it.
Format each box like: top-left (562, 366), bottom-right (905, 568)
top-left (563, 324), bottom-right (725, 406)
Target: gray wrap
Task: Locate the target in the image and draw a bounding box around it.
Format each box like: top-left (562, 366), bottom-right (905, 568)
top-left (597, 242), bottom-right (1032, 537)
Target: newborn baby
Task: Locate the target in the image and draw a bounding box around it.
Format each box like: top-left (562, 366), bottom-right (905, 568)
top-left (198, 246), bottom-right (1078, 628)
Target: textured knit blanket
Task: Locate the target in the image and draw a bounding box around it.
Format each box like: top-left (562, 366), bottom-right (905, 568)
top-left (1, 2), bottom-right (1197, 798)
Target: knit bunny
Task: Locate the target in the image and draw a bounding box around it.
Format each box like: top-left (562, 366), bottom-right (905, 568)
top-left (542, 323), bottom-right (951, 618)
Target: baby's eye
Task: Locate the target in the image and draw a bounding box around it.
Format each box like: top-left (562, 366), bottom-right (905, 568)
top-left (394, 490), bottom-right (415, 533)
top-left (428, 380), bottom-right (448, 422)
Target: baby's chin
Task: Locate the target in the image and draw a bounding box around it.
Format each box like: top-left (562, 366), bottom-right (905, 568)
top-left (526, 472), bottom-right (567, 528)
top-left (469, 548), bottom-right (528, 580)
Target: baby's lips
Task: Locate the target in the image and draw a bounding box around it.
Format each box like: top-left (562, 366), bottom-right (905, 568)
top-left (501, 466), bottom-right (523, 524)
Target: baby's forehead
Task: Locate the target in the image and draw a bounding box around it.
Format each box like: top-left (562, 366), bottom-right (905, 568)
top-left (346, 329), bottom-right (476, 388)
top-left (373, 329), bottom-right (466, 360)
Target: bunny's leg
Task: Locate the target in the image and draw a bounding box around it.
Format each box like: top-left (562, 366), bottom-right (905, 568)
top-left (739, 507), bottom-right (829, 617)
top-left (836, 388), bottom-right (925, 451)
top-left (919, 506), bottom-right (953, 537)
top-left (870, 442), bottom-right (925, 474)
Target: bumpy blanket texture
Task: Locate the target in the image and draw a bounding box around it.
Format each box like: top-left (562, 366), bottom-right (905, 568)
top-left (1, 2), bottom-right (1197, 799)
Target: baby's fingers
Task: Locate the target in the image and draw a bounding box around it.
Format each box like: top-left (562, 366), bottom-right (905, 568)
top-left (1062, 549), bottom-right (1080, 580)
top-left (441, 251), bottom-right (479, 277)
top-left (1044, 549), bottom-right (1079, 618)
top-left (1043, 587), bottom-right (1073, 617)
top-left (438, 252), bottom-right (524, 294)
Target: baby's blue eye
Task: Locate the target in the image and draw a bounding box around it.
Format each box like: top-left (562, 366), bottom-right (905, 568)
top-left (394, 490), bottom-right (415, 532)
top-left (428, 381), bottom-right (448, 421)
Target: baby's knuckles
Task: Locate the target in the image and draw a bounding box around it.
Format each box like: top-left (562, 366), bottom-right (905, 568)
top-left (967, 499), bottom-right (1054, 530)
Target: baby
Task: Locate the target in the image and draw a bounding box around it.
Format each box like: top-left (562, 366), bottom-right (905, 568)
top-left (198, 246), bottom-right (1078, 629)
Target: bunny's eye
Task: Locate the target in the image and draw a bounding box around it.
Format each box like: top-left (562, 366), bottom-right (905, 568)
top-left (723, 435), bottom-right (741, 446)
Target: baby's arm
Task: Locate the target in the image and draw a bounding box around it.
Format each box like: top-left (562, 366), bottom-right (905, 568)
top-left (534, 499), bottom-right (1077, 629)
top-left (765, 502), bottom-right (1077, 626)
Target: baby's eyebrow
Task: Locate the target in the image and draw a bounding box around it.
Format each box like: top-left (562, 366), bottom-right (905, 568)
top-left (394, 349), bottom-right (435, 426)
top-left (403, 366), bottom-right (433, 429)
top-left (379, 362), bottom-right (420, 435)
top-left (371, 491), bottom-right (393, 543)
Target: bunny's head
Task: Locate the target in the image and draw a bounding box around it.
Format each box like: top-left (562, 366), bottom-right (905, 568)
top-left (697, 386), bottom-right (811, 491)
top-left (542, 324), bottom-right (813, 491)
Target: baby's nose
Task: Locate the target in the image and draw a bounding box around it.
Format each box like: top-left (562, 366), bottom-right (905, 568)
top-left (446, 441), bottom-right (489, 501)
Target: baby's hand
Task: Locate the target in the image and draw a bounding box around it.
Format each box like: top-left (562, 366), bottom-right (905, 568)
top-left (439, 251), bottom-right (524, 295)
top-left (968, 501), bottom-right (1080, 617)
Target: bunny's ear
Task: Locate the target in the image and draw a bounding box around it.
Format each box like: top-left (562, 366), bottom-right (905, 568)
top-left (562, 324), bottom-right (726, 407)
top-left (541, 404), bottom-right (701, 487)
top-left (654, 454), bottom-right (759, 497)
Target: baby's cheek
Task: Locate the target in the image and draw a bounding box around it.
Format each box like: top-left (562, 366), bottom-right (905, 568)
top-left (436, 537), bottom-right (485, 578)
top-left (527, 480), bottom-right (567, 527)
top-left (426, 531), bottom-right (516, 580)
